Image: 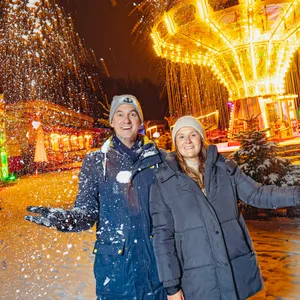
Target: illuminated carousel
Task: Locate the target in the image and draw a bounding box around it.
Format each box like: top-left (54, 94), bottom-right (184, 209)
top-left (150, 0), bottom-right (300, 138)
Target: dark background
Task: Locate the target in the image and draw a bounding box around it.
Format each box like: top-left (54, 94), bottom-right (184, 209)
top-left (57, 0), bottom-right (168, 121)
top-left (57, 0), bottom-right (161, 81)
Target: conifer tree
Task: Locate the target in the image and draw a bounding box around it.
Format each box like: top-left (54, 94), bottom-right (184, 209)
top-left (231, 115), bottom-right (296, 186)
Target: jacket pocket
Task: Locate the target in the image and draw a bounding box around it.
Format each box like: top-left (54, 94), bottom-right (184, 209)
top-left (93, 240), bottom-right (126, 295)
top-left (181, 227), bottom-right (213, 270)
top-left (222, 219), bottom-right (251, 259)
top-left (231, 251), bottom-right (263, 299)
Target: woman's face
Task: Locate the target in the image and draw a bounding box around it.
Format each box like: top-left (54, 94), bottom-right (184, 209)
top-left (175, 126), bottom-right (202, 161)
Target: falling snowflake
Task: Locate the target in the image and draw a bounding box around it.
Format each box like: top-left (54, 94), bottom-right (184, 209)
top-left (103, 277), bottom-right (110, 286)
top-left (116, 171), bottom-right (132, 183)
top-left (153, 132), bottom-right (160, 138)
top-left (32, 121), bottom-right (41, 129)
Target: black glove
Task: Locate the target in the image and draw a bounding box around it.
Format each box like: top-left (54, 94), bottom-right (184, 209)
top-left (25, 206), bottom-right (74, 230)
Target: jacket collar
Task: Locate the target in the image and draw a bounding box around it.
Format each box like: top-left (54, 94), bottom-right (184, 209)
top-left (101, 134), bottom-right (155, 153)
top-left (132, 137), bottom-right (163, 174)
top-left (100, 134), bottom-right (162, 177)
top-left (139, 135), bottom-right (160, 160)
top-left (157, 152), bottom-right (181, 182)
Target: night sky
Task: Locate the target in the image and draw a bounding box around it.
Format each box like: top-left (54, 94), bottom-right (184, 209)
top-left (58, 0), bottom-right (160, 81)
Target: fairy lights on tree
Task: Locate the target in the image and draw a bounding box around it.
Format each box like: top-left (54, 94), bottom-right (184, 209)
top-left (0, 0), bottom-right (101, 114)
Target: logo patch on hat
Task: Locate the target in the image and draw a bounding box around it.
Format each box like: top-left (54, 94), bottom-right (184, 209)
top-left (124, 98), bottom-right (133, 103)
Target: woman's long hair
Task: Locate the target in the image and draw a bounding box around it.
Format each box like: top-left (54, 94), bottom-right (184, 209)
top-left (175, 137), bottom-right (209, 189)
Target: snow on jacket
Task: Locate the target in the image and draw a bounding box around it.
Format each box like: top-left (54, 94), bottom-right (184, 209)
top-left (70, 135), bottom-right (167, 299)
top-left (150, 145), bottom-right (300, 300)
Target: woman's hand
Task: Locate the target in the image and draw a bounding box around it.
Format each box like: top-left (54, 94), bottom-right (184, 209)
top-left (167, 289), bottom-right (185, 300)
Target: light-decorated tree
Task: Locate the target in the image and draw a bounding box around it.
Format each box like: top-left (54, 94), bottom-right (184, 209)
top-left (0, 0), bottom-right (102, 114)
top-left (156, 131), bottom-right (173, 151)
top-left (231, 115), bottom-right (299, 187)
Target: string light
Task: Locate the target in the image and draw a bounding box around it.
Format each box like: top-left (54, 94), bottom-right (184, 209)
top-left (151, 0), bottom-right (300, 100)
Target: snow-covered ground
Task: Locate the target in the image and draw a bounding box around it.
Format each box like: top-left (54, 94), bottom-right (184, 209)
top-left (248, 219), bottom-right (300, 300)
top-left (0, 170), bottom-right (95, 300)
top-left (0, 170), bottom-right (299, 299)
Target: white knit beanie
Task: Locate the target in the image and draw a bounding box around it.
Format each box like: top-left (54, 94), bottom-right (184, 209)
top-left (172, 116), bottom-right (206, 143)
top-left (109, 94), bottom-right (144, 124)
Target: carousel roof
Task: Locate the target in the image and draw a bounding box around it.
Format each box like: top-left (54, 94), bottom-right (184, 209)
top-left (151, 0), bottom-right (300, 100)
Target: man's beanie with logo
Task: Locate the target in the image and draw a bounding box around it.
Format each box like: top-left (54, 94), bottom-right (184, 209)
top-left (109, 94), bottom-right (144, 124)
top-left (172, 116), bottom-right (206, 143)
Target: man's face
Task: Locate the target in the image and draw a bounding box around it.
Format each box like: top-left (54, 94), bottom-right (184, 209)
top-left (111, 104), bottom-right (141, 147)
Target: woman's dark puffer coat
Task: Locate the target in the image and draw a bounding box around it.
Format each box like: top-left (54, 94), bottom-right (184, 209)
top-left (150, 145), bottom-right (300, 300)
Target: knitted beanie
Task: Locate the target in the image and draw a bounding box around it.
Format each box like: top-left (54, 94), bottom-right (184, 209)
top-left (109, 94), bottom-right (144, 124)
top-left (172, 116), bottom-right (206, 142)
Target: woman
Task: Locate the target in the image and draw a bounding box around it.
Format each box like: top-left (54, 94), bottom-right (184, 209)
top-left (150, 116), bottom-right (300, 300)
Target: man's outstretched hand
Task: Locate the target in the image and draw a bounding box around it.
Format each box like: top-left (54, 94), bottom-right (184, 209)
top-left (25, 206), bottom-right (69, 228)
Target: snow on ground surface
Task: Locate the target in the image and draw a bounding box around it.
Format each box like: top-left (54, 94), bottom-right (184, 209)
top-left (248, 219), bottom-right (300, 300)
top-left (0, 170), bottom-right (95, 300)
top-left (0, 170), bottom-right (299, 299)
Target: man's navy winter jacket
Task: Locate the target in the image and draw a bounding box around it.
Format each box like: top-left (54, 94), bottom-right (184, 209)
top-left (71, 135), bottom-right (167, 299)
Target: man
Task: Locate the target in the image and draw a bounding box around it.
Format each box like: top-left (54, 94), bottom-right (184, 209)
top-left (25, 95), bottom-right (167, 300)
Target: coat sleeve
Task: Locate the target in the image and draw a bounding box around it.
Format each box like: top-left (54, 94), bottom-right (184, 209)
top-left (59, 153), bottom-right (99, 232)
top-left (150, 182), bottom-right (182, 288)
top-left (230, 161), bottom-right (300, 209)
